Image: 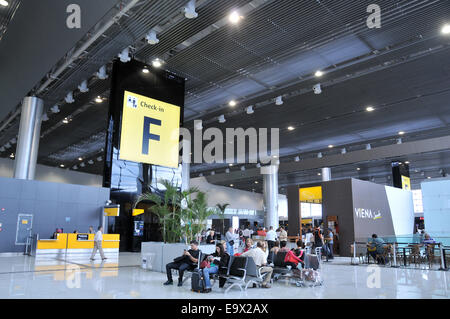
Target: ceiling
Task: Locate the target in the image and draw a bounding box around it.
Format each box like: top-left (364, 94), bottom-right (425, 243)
top-left (0, 0), bottom-right (449, 192)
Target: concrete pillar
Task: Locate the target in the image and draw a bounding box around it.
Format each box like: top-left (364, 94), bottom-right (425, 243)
top-left (181, 138), bottom-right (191, 192)
top-left (261, 165), bottom-right (279, 229)
top-left (13, 96), bottom-right (44, 180)
top-left (322, 167), bottom-right (331, 182)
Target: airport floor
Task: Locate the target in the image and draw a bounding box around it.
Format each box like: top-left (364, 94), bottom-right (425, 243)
top-left (0, 252), bottom-right (448, 299)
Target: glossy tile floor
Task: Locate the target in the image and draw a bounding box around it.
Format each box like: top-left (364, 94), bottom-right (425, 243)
top-left (0, 253), bottom-right (448, 299)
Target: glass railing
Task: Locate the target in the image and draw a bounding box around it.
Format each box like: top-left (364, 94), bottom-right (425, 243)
top-left (355, 235), bottom-right (450, 247)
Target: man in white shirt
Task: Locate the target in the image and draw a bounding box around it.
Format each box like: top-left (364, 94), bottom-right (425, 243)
top-left (90, 226), bottom-right (107, 260)
top-left (241, 241), bottom-right (273, 288)
top-left (265, 226), bottom-right (277, 251)
top-left (243, 227), bottom-right (251, 240)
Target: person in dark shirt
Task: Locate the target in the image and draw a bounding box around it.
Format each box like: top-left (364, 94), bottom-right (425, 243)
top-left (164, 240), bottom-right (200, 287)
top-left (206, 230), bottom-right (217, 244)
top-left (202, 243), bottom-right (230, 293)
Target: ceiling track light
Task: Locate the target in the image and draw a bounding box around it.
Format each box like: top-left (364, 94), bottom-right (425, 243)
top-left (9, 153), bottom-right (14, 158)
top-left (78, 80), bottom-right (89, 93)
top-left (313, 83), bottom-right (322, 94)
top-left (275, 96), bottom-right (283, 106)
top-left (65, 91), bottom-right (75, 104)
top-left (152, 58), bottom-right (163, 68)
top-left (246, 105), bottom-right (254, 114)
top-left (0, 0), bottom-right (9, 7)
top-left (145, 29), bottom-right (159, 45)
top-left (229, 10), bottom-right (242, 24)
top-left (96, 65), bottom-right (108, 80)
top-left (184, 0), bottom-right (198, 19)
top-left (218, 114), bottom-right (226, 123)
top-left (50, 105), bottom-right (60, 113)
top-left (118, 47), bottom-right (131, 63)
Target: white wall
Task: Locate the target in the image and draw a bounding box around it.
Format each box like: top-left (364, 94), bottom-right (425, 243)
top-left (0, 157), bottom-right (102, 187)
top-left (190, 177), bottom-right (287, 217)
top-left (385, 185), bottom-right (415, 236)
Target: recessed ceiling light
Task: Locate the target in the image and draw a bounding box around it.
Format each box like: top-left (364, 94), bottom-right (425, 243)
top-left (229, 11), bottom-right (242, 24)
top-left (366, 106), bottom-right (375, 112)
top-left (357, 167), bottom-right (361, 171)
top-left (229, 163), bottom-right (233, 167)
top-left (152, 58), bottom-right (163, 68)
top-left (398, 131), bottom-right (405, 135)
top-left (287, 126), bottom-right (295, 131)
top-left (315, 70), bottom-right (324, 77)
top-left (230, 184), bottom-right (234, 187)
top-left (272, 155), bottom-right (278, 158)
top-left (229, 100), bottom-right (237, 107)
top-left (9, 153), bottom-right (14, 158)
top-left (95, 96), bottom-right (103, 103)
top-left (142, 68), bottom-right (150, 73)
top-left (405, 161), bottom-right (410, 164)
top-left (62, 118), bottom-right (69, 124)
top-left (427, 176), bottom-right (431, 179)
top-left (78, 157), bottom-right (83, 161)
top-left (255, 181), bottom-right (258, 184)
top-left (0, 1), bottom-right (9, 7)
top-left (60, 164), bottom-right (65, 168)
top-left (328, 144), bottom-right (333, 148)
top-left (318, 173), bottom-right (321, 176)
top-left (441, 24), bottom-right (450, 35)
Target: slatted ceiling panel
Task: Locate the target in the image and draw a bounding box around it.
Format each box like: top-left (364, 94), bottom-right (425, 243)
top-left (136, 0), bottom-right (251, 59)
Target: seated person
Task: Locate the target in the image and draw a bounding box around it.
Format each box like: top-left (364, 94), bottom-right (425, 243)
top-left (294, 240), bottom-right (304, 256)
top-left (164, 240), bottom-right (200, 287)
top-left (205, 230), bottom-right (217, 244)
top-left (284, 248), bottom-right (305, 269)
top-left (234, 238), bottom-right (253, 256)
top-left (201, 243), bottom-right (230, 293)
top-left (367, 234), bottom-right (387, 264)
top-left (423, 233), bottom-right (436, 257)
top-left (271, 241), bottom-right (280, 255)
top-left (280, 240), bottom-right (290, 252)
top-left (241, 241), bottom-right (273, 288)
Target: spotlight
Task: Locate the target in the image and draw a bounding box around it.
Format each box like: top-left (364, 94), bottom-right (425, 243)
top-left (275, 96), bottom-right (283, 105)
top-left (366, 106), bottom-right (375, 112)
top-left (315, 70), bottom-right (324, 77)
top-left (405, 161), bottom-right (410, 164)
top-left (229, 11), bottom-right (242, 24)
top-left (229, 163), bottom-right (233, 167)
top-left (96, 65), bottom-right (108, 80)
top-left (254, 181), bottom-right (258, 184)
top-left (78, 80), bottom-right (89, 93)
top-left (0, 0), bottom-right (8, 7)
top-left (441, 24), bottom-right (450, 35)
top-left (398, 131), bottom-right (405, 135)
top-left (246, 105), bottom-right (254, 114)
top-left (50, 105), bottom-right (60, 113)
top-left (328, 145), bottom-right (333, 148)
top-left (230, 184), bottom-right (234, 187)
top-left (60, 164), bottom-right (65, 168)
top-left (318, 173), bottom-right (321, 176)
top-left (152, 58), bottom-right (163, 68)
top-left (9, 153), bottom-right (14, 158)
top-left (287, 126), bottom-right (295, 131)
top-left (184, 0), bottom-right (198, 19)
top-left (118, 47), bottom-right (131, 63)
top-left (218, 115), bottom-right (226, 123)
top-left (229, 100), bottom-right (237, 107)
top-left (65, 91), bottom-right (75, 103)
top-left (78, 157), bottom-right (83, 161)
top-left (62, 118), bottom-right (69, 124)
top-left (95, 96), bottom-right (103, 103)
top-left (142, 67), bottom-right (150, 74)
top-left (145, 30), bottom-right (159, 45)
top-left (313, 83), bottom-right (322, 94)
top-left (357, 167), bottom-right (361, 171)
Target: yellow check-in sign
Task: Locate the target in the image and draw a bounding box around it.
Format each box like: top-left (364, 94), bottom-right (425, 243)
top-left (119, 91), bottom-right (180, 168)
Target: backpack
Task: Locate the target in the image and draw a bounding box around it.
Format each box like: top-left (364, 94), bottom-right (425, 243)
top-left (191, 269), bottom-right (205, 293)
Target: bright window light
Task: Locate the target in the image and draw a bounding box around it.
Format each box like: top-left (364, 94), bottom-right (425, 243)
top-left (441, 24), bottom-right (450, 35)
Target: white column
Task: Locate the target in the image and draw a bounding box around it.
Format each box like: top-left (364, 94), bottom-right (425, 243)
top-left (322, 167), bottom-right (331, 182)
top-left (181, 138), bottom-right (191, 192)
top-left (13, 96), bottom-right (44, 180)
top-left (261, 165), bottom-right (279, 230)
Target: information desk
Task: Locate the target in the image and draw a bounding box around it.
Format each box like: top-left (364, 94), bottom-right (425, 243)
top-left (33, 233), bottom-right (120, 257)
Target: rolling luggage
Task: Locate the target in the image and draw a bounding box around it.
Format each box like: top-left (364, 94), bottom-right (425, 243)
top-left (305, 254), bottom-right (320, 270)
top-left (191, 269), bottom-right (205, 293)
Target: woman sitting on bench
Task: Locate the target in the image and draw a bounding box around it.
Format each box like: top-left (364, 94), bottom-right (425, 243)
top-left (284, 248), bottom-right (305, 269)
top-left (201, 243), bottom-right (230, 293)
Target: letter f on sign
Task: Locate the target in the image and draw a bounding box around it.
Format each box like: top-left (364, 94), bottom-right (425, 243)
top-left (142, 117), bottom-right (161, 155)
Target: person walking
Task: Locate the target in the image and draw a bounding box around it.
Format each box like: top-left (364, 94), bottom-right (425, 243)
top-left (279, 226), bottom-right (288, 247)
top-left (90, 226), bottom-right (107, 261)
top-left (225, 227), bottom-right (235, 256)
top-left (265, 226), bottom-right (277, 251)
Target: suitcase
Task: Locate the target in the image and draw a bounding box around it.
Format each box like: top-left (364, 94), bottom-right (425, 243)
top-left (191, 269), bottom-right (205, 293)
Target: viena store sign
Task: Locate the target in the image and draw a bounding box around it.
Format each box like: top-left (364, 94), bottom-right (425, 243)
top-left (119, 90), bottom-right (280, 168)
top-left (354, 208), bottom-right (382, 220)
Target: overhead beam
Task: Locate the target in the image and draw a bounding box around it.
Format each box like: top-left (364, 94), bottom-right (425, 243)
top-left (204, 135), bottom-right (450, 184)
